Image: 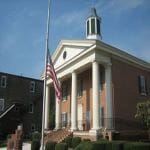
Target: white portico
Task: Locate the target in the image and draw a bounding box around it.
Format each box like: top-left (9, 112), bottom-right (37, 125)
top-left (44, 8), bottom-right (114, 136)
top-left (44, 39), bottom-right (113, 134)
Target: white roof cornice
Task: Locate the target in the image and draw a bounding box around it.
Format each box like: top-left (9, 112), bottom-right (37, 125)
top-left (52, 39), bottom-right (96, 62)
top-left (95, 40), bottom-right (150, 70)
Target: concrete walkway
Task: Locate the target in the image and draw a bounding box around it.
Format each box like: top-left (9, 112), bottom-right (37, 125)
top-left (22, 142), bottom-right (31, 150)
top-left (0, 142), bottom-right (31, 150)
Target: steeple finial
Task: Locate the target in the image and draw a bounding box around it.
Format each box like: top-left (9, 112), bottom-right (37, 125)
top-left (86, 8), bottom-right (102, 40)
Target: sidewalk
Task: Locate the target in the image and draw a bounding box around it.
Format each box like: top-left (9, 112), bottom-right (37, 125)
top-left (0, 142), bottom-right (31, 150)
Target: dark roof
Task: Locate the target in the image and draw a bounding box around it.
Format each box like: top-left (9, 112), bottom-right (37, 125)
top-left (0, 72), bottom-right (43, 82)
top-left (89, 7), bottom-right (98, 17)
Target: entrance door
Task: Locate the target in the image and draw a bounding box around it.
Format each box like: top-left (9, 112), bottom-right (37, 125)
top-left (77, 104), bottom-right (83, 130)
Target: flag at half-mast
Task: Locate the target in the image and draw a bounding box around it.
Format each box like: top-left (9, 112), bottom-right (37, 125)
top-left (46, 50), bottom-right (61, 101)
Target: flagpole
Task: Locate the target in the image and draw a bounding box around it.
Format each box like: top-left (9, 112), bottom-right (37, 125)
top-left (41, 0), bottom-right (51, 149)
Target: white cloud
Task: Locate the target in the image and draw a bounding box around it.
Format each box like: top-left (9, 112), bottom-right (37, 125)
top-left (98, 0), bottom-right (145, 14)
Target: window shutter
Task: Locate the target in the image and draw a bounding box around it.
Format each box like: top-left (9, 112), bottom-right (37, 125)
top-left (145, 78), bottom-right (148, 95)
top-left (138, 76), bottom-right (141, 94)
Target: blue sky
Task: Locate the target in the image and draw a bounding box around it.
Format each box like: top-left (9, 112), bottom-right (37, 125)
top-left (0, 0), bottom-right (150, 79)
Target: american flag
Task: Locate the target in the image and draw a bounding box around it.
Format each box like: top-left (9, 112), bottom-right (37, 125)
top-left (46, 50), bottom-right (61, 101)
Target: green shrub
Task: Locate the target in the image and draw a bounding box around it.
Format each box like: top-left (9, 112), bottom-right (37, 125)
top-left (31, 140), bottom-right (41, 150)
top-left (0, 142), bottom-right (7, 148)
top-left (75, 141), bottom-right (94, 150)
top-left (32, 132), bottom-right (41, 141)
top-left (45, 141), bottom-right (56, 150)
top-left (92, 140), bottom-right (111, 150)
top-left (111, 141), bottom-right (126, 150)
top-left (124, 142), bottom-right (150, 150)
top-left (72, 137), bottom-right (82, 148)
top-left (55, 143), bottom-right (68, 150)
top-left (64, 136), bottom-right (72, 147)
top-left (97, 138), bottom-right (109, 142)
top-left (83, 138), bottom-right (91, 142)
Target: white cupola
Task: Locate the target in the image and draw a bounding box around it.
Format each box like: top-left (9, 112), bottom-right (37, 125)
top-left (86, 8), bottom-right (102, 40)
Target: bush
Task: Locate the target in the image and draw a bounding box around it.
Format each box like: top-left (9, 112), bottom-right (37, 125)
top-left (124, 142), bottom-right (150, 150)
top-left (64, 136), bottom-right (72, 147)
top-left (72, 137), bottom-right (82, 148)
top-left (92, 140), bottom-right (112, 150)
top-left (83, 138), bottom-right (91, 142)
top-left (55, 143), bottom-right (68, 150)
top-left (31, 140), bottom-right (41, 150)
top-left (45, 141), bottom-right (56, 150)
top-left (111, 141), bottom-right (126, 150)
top-left (32, 132), bottom-right (41, 141)
top-left (75, 141), bottom-right (94, 150)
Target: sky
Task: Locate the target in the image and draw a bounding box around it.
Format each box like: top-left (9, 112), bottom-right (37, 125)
top-left (0, 0), bottom-right (150, 79)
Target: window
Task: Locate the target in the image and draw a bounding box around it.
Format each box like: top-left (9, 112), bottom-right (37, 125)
top-left (87, 20), bottom-right (89, 35)
top-left (29, 103), bottom-right (34, 113)
top-left (30, 81), bottom-right (35, 92)
top-left (61, 112), bottom-right (68, 127)
top-left (1, 76), bottom-right (7, 88)
top-left (77, 79), bottom-right (83, 97)
top-left (138, 75), bottom-right (147, 95)
top-left (100, 107), bottom-right (104, 127)
top-left (14, 106), bottom-right (20, 112)
top-left (0, 99), bottom-right (4, 111)
top-left (62, 83), bottom-right (68, 100)
top-left (91, 18), bottom-right (95, 34)
top-left (31, 124), bottom-right (35, 132)
top-left (97, 19), bottom-right (100, 34)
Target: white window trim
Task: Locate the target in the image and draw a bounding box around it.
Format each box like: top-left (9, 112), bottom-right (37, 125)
top-left (30, 81), bottom-right (35, 93)
top-left (1, 76), bottom-right (7, 88)
top-left (0, 98), bottom-right (4, 111)
top-left (140, 75), bottom-right (147, 96)
top-left (61, 112), bottom-right (67, 128)
top-left (29, 103), bottom-right (34, 113)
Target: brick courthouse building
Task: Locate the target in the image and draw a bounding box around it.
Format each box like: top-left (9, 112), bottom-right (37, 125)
top-left (0, 72), bottom-right (43, 138)
top-left (44, 8), bottom-right (150, 138)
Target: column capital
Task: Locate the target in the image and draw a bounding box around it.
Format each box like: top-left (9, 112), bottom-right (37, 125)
top-left (71, 70), bottom-right (77, 74)
top-left (92, 59), bottom-right (98, 63)
top-left (104, 63), bottom-right (112, 68)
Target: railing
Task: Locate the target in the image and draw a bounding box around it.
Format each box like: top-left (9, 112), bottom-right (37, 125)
top-left (55, 117), bottom-right (143, 131)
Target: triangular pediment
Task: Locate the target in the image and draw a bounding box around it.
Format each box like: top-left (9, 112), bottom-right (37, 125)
top-left (52, 40), bottom-right (95, 69)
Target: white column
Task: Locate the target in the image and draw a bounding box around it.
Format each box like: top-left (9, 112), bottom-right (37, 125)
top-left (71, 71), bottom-right (77, 131)
top-left (105, 64), bottom-right (113, 129)
top-left (90, 61), bottom-right (100, 133)
top-left (55, 97), bottom-right (61, 130)
top-left (44, 85), bottom-right (50, 130)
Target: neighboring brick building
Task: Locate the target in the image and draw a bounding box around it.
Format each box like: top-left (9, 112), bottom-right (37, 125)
top-left (0, 72), bottom-right (43, 138)
top-left (43, 8), bottom-right (150, 139)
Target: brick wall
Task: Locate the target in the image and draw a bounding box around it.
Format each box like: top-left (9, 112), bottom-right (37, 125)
top-left (0, 72), bottom-right (43, 137)
top-left (112, 58), bottom-right (150, 130)
top-left (7, 125), bottom-right (23, 150)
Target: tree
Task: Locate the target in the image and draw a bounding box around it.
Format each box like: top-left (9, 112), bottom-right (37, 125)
top-left (135, 100), bottom-right (150, 139)
top-left (135, 100), bottom-right (150, 128)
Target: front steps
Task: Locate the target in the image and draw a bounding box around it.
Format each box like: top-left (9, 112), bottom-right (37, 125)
top-left (44, 129), bottom-right (73, 143)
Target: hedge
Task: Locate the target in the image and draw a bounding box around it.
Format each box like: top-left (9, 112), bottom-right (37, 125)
top-left (31, 140), bottom-right (41, 150)
top-left (111, 141), bottom-right (126, 150)
top-left (92, 140), bottom-right (112, 150)
top-left (75, 140), bottom-right (111, 150)
top-left (45, 141), bottom-right (56, 150)
top-left (75, 141), bottom-right (94, 150)
top-left (72, 137), bottom-right (82, 148)
top-left (55, 143), bottom-right (68, 150)
top-left (32, 132), bottom-right (41, 141)
top-left (73, 136), bottom-right (150, 150)
top-left (64, 136), bottom-right (72, 147)
top-left (124, 142), bottom-right (150, 150)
